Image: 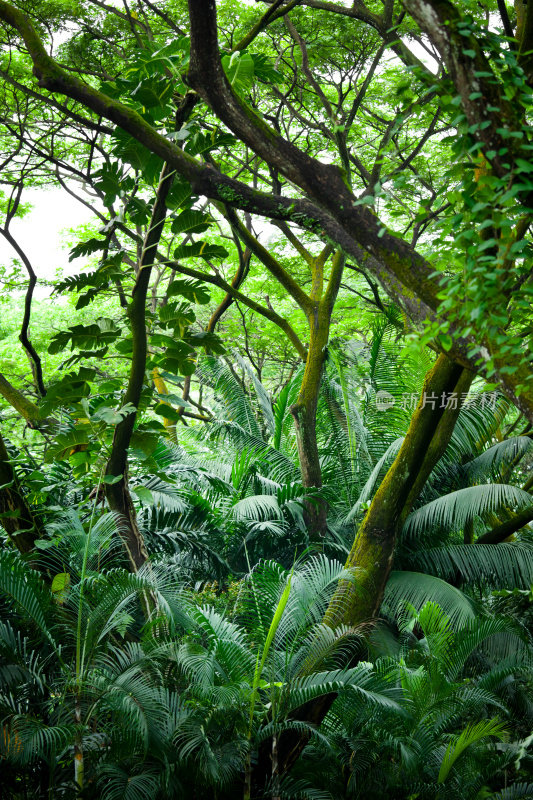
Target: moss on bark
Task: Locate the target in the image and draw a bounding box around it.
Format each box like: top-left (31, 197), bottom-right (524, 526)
top-left (324, 355), bottom-right (468, 628)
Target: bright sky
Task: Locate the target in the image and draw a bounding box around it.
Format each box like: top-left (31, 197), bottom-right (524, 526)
top-left (0, 188), bottom-right (94, 288)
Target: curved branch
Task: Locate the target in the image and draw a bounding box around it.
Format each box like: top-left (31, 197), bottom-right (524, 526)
top-left (161, 257), bottom-right (308, 360)
top-left (0, 372), bottom-right (52, 429)
top-left (206, 234), bottom-right (251, 333)
top-left (0, 187), bottom-right (46, 396)
top-left (476, 502), bottom-right (533, 544)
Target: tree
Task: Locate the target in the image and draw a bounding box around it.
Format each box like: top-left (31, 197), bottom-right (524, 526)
top-left (0, 0), bottom-right (530, 629)
top-left (0, 3), bottom-right (532, 789)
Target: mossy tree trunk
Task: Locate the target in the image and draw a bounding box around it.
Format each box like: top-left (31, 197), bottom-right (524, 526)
top-left (290, 250), bottom-right (344, 539)
top-left (231, 215), bottom-right (345, 538)
top-left (251, 355), bottom-right (474, 789)
top-left (324, 355), bottom-right (473, 627)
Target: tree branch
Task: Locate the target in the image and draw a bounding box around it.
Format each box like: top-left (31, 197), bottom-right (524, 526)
top-left (476, 502), bottom-right (533, 544)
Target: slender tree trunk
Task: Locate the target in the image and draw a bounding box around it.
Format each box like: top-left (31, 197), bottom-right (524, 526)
top-left (0, 429), bottom-right (41, 554)
top-left (105, 162), bottom-right (174, 571)
top-left (290, 304), bottom-right (330, 539)
top-left (291, 248), bottom-right (344, 539)
top-left (73, 693), bottom-right (84, 791)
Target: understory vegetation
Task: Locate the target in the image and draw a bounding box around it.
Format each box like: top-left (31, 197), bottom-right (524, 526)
top-left (0, 0), bottom-right (532, 798)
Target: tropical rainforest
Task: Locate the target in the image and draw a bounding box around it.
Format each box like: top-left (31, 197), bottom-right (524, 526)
top-left (0, 0), bottom-right (532, 797)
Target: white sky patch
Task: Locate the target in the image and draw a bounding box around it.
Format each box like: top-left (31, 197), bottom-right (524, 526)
top-left (0, 188), bottom-right (95, 289)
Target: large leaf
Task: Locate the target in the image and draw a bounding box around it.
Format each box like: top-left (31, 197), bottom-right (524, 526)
top-left (170, 209), bottom-right (212, 236)
top-left (166, 279), bottom-right (210, 304)
top-left (383, 571), bottom-right (477, 627)
top-left (437, 718), bottom-right (506, 783)
top-left (173, 240), bottom-right (229, 261)
top-left (411, 543), bottom-right (533, 588)
top-left (403, 484), bottom-right (533, 538)
top-left (48, 318), bottom-right (121, 355)
top-left (198, 356), bottom-right (263, 438)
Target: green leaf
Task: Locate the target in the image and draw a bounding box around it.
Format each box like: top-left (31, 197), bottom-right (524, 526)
top-left (166, 181), bottom-right (193, 210)
top-left (48, 318), bottom-right (121, 355)
top-left (91, 402), bottom-right (136, 425)
top-left (45, 427), bottom-right (91, 462)
top-left (170, 209), bottom-right (212, 236)
top-left (185, 330), bottom-right (225, 353)
top-left (440, 333), bottom-right (453, 351)
top-left (103, 474), bottom-right (123, 485)
top-left (173, 241), bottom-right (229, 261)
top-left (438, 719), bottom-right (506, 782)
top-left (132, 485), bottom-right (154, 504)
top-left (153, 402), bottom-right (184, 422)
top-left (222, 50), bottom-right (255, 93)
top-left (250, 53), bottom-right (283, 84)
top-left (69, 238), bottom-right (107, 261)
top-left (51, 572), bottom-right (71, 603)
top-left (158, 301), bottom-right (196, 333)
top-left (167, 279), bottom-right (211, 304)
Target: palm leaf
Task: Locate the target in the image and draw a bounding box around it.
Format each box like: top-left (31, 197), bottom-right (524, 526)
top-left (235, 353), bottom-right (275, 436)
top-left (437, 718), bottom-right (506, 783)
top-left (0, 552), bottom-right (55, 646)
top-left (489, 785), bottom-right (533, 800)
top-left (409, 543), bottom-right (533, 588)
top-left (342, 437), bottom-right (404, 524)
top-left (198, 355), bottom-right (262, 437)
top-left (231, 494), bottom-right (281, 521)
top-left (382, 571), bottom-right (477, 627)
top-left (403, 484), bottom-right (533, 538)
top-left (463, 437), bottom-right (533, 481)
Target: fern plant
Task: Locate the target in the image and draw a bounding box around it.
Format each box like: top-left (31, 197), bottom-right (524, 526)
top-left (295, 602), bottom-right (533, 800)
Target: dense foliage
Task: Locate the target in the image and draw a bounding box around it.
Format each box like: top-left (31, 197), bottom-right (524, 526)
top-left (0, 0), bottom-right (532, 797)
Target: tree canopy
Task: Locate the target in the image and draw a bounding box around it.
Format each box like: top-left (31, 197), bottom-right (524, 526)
top-left (0, 0), bottom-right (532, 797)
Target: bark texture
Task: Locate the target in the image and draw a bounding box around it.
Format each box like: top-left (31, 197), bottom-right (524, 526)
top-left (324, 356), bottom-right (470, 628)
top-left (252, 356), bottom-right (472, 788)
top-left (0, 430), bottom-right (41, 554)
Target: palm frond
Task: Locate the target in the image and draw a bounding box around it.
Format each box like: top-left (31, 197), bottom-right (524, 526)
top-left (444, 392), bottom-right (511, 462)
top-left (0, 551), bottom-right (54, 646)
top-left (437, 718), bottom-right (506, 783)
top-left (409, 543), bottom-right (533, 588)
top-left (403, 485), bottom-right (533, 538)
top-left (464, 437), bottom-right (533, 481)
top-left (342, 437), bottom-right (404, 524)
top-left (235, 353), bottom-right (275, 435)
top-left (198, 355), bottom-right (262, 437)
top-left (489, 784), bottom-right (533, 800)
top-left (383, 571), bottom-right (477, 627)
top-left (97, 765), bottom-right (162, 800)
top-left (231, 494), bottom-right (281, 522)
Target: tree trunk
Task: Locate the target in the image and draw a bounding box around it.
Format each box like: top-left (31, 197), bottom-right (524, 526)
top-left (290, 304), bottom-right (330, 539)
top-left (104, 162), bottom-right (174, 571)
top-left (0, 430), bottom-right (42, 554)
top-left (252, 355), bottom-right (472, 789)
top-left (324, 355), bottom-right (470, 627)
